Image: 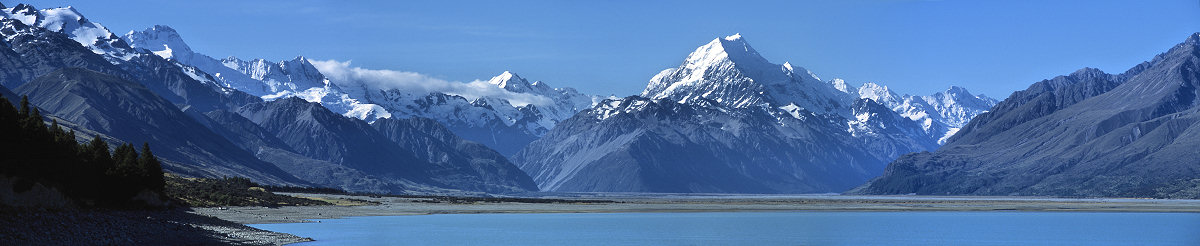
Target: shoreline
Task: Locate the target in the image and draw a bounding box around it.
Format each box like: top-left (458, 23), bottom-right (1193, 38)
top-left (192, 193), bottom-right (1200, 225)
top-left (0, 208), bottom-right (312, 245)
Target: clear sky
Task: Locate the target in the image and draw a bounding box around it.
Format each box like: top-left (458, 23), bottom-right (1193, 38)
top-left (18, 0), bottom-right (1200, 99)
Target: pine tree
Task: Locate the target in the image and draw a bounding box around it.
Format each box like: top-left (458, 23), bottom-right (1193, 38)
top-left (24, 107), bottom-right (44, 130)
top-left (17, 95), bottom-right (29, 118)
top-left (85, 135), bottom-right (114, 174)
top-left (138, 143), bottom-right (165, 192)
top-left (111, 143), bottom-right (138, 175)
top-left (0, 94), bottom-right (15, 131)
top-left (0, 93), bottom-right (168, 207)
top-left (0, 94), bottom-right (17, 174)
top-left (49, 120), bottom-right (77, 153)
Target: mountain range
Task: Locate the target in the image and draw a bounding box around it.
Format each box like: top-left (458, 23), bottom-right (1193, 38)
top-left (0, 2), bottom-right (1030, 196)
top-left (122, 26), bottom-right (601, 156)
top-left (512, 34), bottom-right (997, 193)
top-left (853, 33), bottom-right (1200, 199)
top-left (0, 3), bottom-right (537, 194)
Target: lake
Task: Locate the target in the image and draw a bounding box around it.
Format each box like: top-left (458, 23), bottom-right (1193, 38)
top-left (250, 211), bottom-right (1200, 245)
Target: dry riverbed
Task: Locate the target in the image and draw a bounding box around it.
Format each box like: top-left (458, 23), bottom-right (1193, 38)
top-left (194, 193), bottom-right (1200, 225)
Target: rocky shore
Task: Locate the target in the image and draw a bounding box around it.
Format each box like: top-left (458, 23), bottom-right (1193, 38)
top-left (0, 208), bottom-right (310, 245)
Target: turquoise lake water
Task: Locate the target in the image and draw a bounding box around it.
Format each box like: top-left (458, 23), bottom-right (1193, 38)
top-left (250, 212), bottom-right (1200, 245)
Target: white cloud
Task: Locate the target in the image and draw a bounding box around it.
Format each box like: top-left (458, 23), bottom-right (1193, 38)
top-left (310, 59), bottom-right (552, 107)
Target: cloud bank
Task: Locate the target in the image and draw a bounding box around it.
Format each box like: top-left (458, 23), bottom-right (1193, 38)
top-left (310, 59), bottom-right (552, 107)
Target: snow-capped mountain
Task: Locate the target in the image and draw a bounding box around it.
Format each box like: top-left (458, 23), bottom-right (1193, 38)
top-left (123, 25), bottom-right (598, 155)
top-left (643, 34), bottom-right (852, 116)
top-left (0, 4), bottom-right (137, 62)
top-left (342, 71), bottom-right (602, 155)
top-left (0, 3), bottom-right (546, 194)
top-left (487, 71), bottom-right (598, 128)
top-left (1, 4), bottom-right (255, 112)
top-left (514, 34), bottom-right (990, 193)
top-left (850, 83), bottom-right (998, 144)
top-left (122, 25), bottom-right (323, 96)
top-left (121, 25), bottom-right (391, 120)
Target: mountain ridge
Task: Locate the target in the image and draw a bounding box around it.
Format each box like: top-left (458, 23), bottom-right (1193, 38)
top-left (853, 32), bottom-right (1200, 198)
top-left (17, 67), bottom-right (306, 186)
top-left (515, 34), bottom-right (993, 193)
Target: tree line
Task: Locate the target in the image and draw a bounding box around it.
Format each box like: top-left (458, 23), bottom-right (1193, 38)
top-left (0, 94), bottom-right (165, 208)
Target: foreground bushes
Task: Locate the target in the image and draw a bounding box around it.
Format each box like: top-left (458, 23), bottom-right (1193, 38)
top-left (165, 176), bottom-right (330, 207)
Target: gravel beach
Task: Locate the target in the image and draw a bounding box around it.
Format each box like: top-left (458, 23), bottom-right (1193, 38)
top-left (197, 193), bottom-right (1200, 225)
top-left (0, 208), bottom-right (311, 245)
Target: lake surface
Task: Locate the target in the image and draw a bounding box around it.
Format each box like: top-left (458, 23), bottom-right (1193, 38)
top-left (251, 212), bottom-right (1200, 245)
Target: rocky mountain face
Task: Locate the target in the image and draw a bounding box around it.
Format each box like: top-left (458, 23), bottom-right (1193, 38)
top-left (0, 17), bottom-right (129, 89)
top-left (123, 24), bottom-right (600, 156)
top-left (0, 3), bottom-right (539, 194)
top-left (122, 25), bottom-right (389, 120)
top-left (200, 109), bottom-right (396, 193)
top-left (850, 83), bottom-right (998, 144)
top-left (853, 33), bottom-right (1200, 199)
top-left (234, 97), bottom-right (535, 194)
top-left (16, 68), bottom-right (305, 186)
top-left (0, 84), bottom-right (15, 104)
top-left (1, 4), bottom-right (256, 113)
top-left (514, 34), bottom-right (993, 193)
top-left (371, 117), bottom-right (538, 193)
top-left (352, 71), bottom-right (600, 156)
top-left (0, 6), bottom-right (306, 186)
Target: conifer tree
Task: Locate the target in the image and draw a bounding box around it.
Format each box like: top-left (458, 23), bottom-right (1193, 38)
top-left (24, 107), bottom-right (44, 130)
top-left (111, 143), bottom-right (138, 175)
top-left (17, 95), bottom-right (29, 118)
top-left (114, 144), bottom-right (136, 166)
top-left (0, 94), bottom-right (16, 158)
top-left (0, 93), bottom-right (168, 207)
top-left (139, 143), bottom-right (165, 192)
top-left (85, 135), bottom-right (114, 173)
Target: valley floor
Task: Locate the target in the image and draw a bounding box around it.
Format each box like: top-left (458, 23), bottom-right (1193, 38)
top-left (196, 193), bottom-right (1200, 225)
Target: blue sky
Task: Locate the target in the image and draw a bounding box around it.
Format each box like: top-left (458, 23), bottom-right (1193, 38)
top-left (20, 0), bottom-right (1200, 98)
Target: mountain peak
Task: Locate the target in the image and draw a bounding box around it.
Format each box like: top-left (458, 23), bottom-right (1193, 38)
top-left (944, 85), bottom-right (970, 95)
top-left (1187, 32), bottom-right (1200, 45)
top-left (689, 33), bottom-right (769, 67)
top-left (123, 24), bottom-right (192, 58)
top-left (10, 3), bottom-right (37, 14)
top-left (644, 34), bottom-right (850, 113)
top-left (857, 82), bottom-right (898, 104)
top-left (830, 78), bottom-right (854, 94)
top-left (283, 56), bottom-right (311, 66)
top-left (723, 33), bottom-right (743, 41)
top-left (150, 24), bottom-right (177, 33)
top-left (488, 71), bottom-right (534, 92)
top-left (1068, 67), bottom-right (1108, 80)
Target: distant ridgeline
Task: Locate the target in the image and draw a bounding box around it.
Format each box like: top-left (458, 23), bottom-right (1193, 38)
top-left (0, 94), bottom-right (166, 208)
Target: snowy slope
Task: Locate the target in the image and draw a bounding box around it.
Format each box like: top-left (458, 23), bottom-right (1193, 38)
top-left (1, 3), bottom-right (258, 112)
top-left (515, 34), bottom-right (992, 193)
top-left (643, 34), bottom-right (852, 116)
top-left (849, 82), bottom-right (998, 144)
top-left (122, 25), bottom-right (391, 120)
top-left (342, 71), bottom-right (601, 155)
top-left (0, 4), bottom-right (139, 62)
top-left (123, 23), bottom-right (599, 154)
